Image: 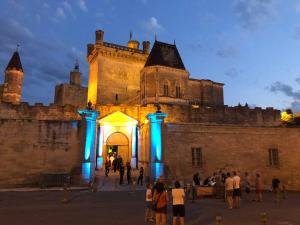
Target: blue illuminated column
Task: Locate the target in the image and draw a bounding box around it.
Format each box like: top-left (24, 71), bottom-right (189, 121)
top-left (78, 109), bottom-right (100, 183)
top-left (147, 111), bottom-right (167, 180)
top-left (131, 126), bottom-right (137, 168)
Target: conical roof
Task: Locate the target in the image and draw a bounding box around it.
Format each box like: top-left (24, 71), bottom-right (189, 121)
top-left (144, 41), bottom-right (185, 70)
top-left (6, 51), bottom-right (23, 72)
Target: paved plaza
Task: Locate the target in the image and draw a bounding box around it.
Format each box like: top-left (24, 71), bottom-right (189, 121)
top-left (0, 189), bottom-right (299, 225)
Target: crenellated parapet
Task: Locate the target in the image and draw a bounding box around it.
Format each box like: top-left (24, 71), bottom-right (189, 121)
top-left (0, 101), bottom-right (81, 121)
top-left (190, 104), bottom-right (281, 126)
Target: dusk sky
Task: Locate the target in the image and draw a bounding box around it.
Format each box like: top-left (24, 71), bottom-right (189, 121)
top-left (1, 0), bottom-right (300, 112)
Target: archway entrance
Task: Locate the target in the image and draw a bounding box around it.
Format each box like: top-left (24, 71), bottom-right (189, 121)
top-left (105, 132), bottom-right (129, 163)
top-left (97, 111), bottom-right (138, 169)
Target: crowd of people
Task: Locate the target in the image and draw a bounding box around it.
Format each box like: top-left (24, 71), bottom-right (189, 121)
top-left (104, 154), bottom-right (144, 186)
top-left (144, 172), bottom-right (285, 225)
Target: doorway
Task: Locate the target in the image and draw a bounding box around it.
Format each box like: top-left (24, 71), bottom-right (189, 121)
top-left (106, 132), bottom-right (130, 164)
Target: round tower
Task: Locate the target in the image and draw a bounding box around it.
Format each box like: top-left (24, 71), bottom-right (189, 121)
top-left (2, 51), bottom-right (24, 104)
top-left (70, 61), bottom-right (82, 86)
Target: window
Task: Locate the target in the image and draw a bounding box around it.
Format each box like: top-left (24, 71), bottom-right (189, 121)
top-left (191, 148), bottom-right (203, 167)
top-left (176, 86), bottom-right (181, 98)
top-left (268, 148), bottom-right (279, 167)
top-left (163, 84), bottom-right (169, 96)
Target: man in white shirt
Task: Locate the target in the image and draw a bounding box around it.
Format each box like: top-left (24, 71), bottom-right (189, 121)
top-left (225, 172), bottom-right (234, 209)
top-left (233, 171), bottom-right (241, 208)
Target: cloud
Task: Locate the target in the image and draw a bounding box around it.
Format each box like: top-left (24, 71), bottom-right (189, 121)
top-left (8, 0), bottom-right (25, 11)
top-left (78, 0), bottom-right (88, 12)
top-left (224, 67), bottom-right (242, 78)
top-left (233, 0), bottom-right (274, 30)
top-left (53, 7), bottom-right (66, 22)
top-left (216, 46), bottom-right (239, 58)
top-left (0, 16), bottom-right (88, 104)
top-left (143, 17), bottom-right (164, 33)
top-left (269, 80), bottom-right (300, 112)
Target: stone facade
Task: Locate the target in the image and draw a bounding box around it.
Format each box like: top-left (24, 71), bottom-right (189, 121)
top-left (0, 102), bottom-right (84, 187)
top-left (0, 29), bottom-right (299, 190)
top-left (164, 123), bottom-right (300, 190)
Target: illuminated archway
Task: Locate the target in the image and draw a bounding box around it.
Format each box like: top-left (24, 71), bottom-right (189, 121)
top-left (97, 111), bottom-right (138, 169)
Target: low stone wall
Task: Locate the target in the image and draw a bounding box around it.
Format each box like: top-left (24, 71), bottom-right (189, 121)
top-left (164, 123), bottom-right (300, 190)
top-left (0, 118), bottom-right (84, 187)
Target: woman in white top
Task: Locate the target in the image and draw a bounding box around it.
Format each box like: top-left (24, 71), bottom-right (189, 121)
top-left (172, 181), bottom-right (185, 225)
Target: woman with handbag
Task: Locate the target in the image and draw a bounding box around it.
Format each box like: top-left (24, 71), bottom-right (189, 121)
top-left (153, 177), bottom-right (168, 225)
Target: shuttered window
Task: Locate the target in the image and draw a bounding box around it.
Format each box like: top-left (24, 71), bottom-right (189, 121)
top-left (191, 148), bottom-right (203, 167)
top-left (269, 148), bottom-right (279, 167)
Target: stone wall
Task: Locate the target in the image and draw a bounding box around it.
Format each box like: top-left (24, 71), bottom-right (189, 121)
top-left (0, 102), bottom-right (84, 187)
top-left (164, 123), bottom-right (300, 190)
top-left (0, 119), bottom-right (84, 187)
top-left (54, 83), bottom-right (87, 108)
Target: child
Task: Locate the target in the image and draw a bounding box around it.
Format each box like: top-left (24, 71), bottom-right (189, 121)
top-left (145, 183), bottom-right (154, 222)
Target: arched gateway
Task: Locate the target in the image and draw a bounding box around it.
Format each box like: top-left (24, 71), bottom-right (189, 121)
top-left (78, 109), bottom-right (167, 183)
top-left (97, 111), bottom-right (138, 169)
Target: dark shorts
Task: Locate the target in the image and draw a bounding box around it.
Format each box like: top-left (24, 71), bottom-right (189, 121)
top-left (146, 201), bottom-right (152, 209)
top-left (173, 205), bottom-right (185, 217)
top-left (233, 188), bottom-right (241, 197)
top-left (156, 206), bottom-right (167, 214)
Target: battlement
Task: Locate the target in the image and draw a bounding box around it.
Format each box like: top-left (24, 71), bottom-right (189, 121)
top-left (190, 104), bottom-right (281, 126)
top-left (0, 102), bottom-right (81, 121)
top-left (103, 42), bottom-right (145, 54)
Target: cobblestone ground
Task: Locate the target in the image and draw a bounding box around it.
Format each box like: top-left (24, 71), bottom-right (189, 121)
top-left (0, 190), bottom-right (299, 225)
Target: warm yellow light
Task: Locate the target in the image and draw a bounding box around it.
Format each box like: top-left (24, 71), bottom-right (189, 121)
top-left (281, 111), bottom-right (293, 123)
top-left (87, 61), bottom-right (98, 105)
top-left (99, 111), bottom-right (138, 127)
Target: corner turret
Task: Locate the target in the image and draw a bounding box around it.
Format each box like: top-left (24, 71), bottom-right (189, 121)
top-left (2, 50), bottom-right (24, 104)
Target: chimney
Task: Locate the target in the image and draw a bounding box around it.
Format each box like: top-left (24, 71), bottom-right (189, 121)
top-left (95, 30), bottom-right (104, 44)
top-left (142, 41), bottom-right (150, 54)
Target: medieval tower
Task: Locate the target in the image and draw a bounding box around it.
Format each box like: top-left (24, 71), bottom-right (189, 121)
top-left (1, 50), bottom-right (24, 104)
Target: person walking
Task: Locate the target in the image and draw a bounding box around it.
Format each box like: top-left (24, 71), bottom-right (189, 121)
top-left (153, 176), bottom-right (168, 225)
top-left (113, 157), bottom-right (117, 173)
top-left (119, 163), bottom-right (124, 185)
top-left (172, 181), bottom-right (185, 225)
top-left (225, 172), bottom-right (234, 209)
top-left (137, 166), bottom-right (144, 185)
top-left (244, 172), bottom-right (251, 202)
top-left (145, 183), bottom-right (154, 222)
top-left (232, 171), bottom-right (241, 208)
top-left (272, 176), bottom-right (280, 202)
top-left (255, 173), bottom-right (263, 202)
top-left (126, 162), bottom-right (132, 185)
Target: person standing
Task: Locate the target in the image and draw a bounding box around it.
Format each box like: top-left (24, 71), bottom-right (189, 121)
top-left (145, 183), bottom-right (154, 222)
top-left (137, 167), bottom-right (144, 185)
top-left (113, 157), bottom-right (117, 173)
top-left (272, 177), bottom-right (280, 202)
top-left (255, 173), bottom-right (263, 202)
top-left (172, 181), bottom-right (185, 225)
top-left (153, 176), bottom-right (168, 225)
top-left (119, 163), bottom-right (125, 185)
top-left (244, 172), bottom-right (251, 202)
top-left (225, 172), bottom-right (234, 209)
top-left (105, 159), bottom-right (110, 177)
top-left (232, 171), bottom-right (241, 208)
top-left (126, 162), bottom-right (132, 185)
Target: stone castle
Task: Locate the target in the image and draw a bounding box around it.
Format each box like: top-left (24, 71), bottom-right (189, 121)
top-left (0, 30), bottom-right (299, 190)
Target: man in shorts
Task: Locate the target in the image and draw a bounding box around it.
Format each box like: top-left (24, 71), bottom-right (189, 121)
top-left (225, 172), bottom-right (234, 209)
top-left (233, 171), bottom-right (241, 208)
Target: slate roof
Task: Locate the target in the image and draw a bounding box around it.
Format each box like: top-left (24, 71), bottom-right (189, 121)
top-left (144, 41), bottom-right (185, 70)
top-left (6, 51), bottom-right (23, 72)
